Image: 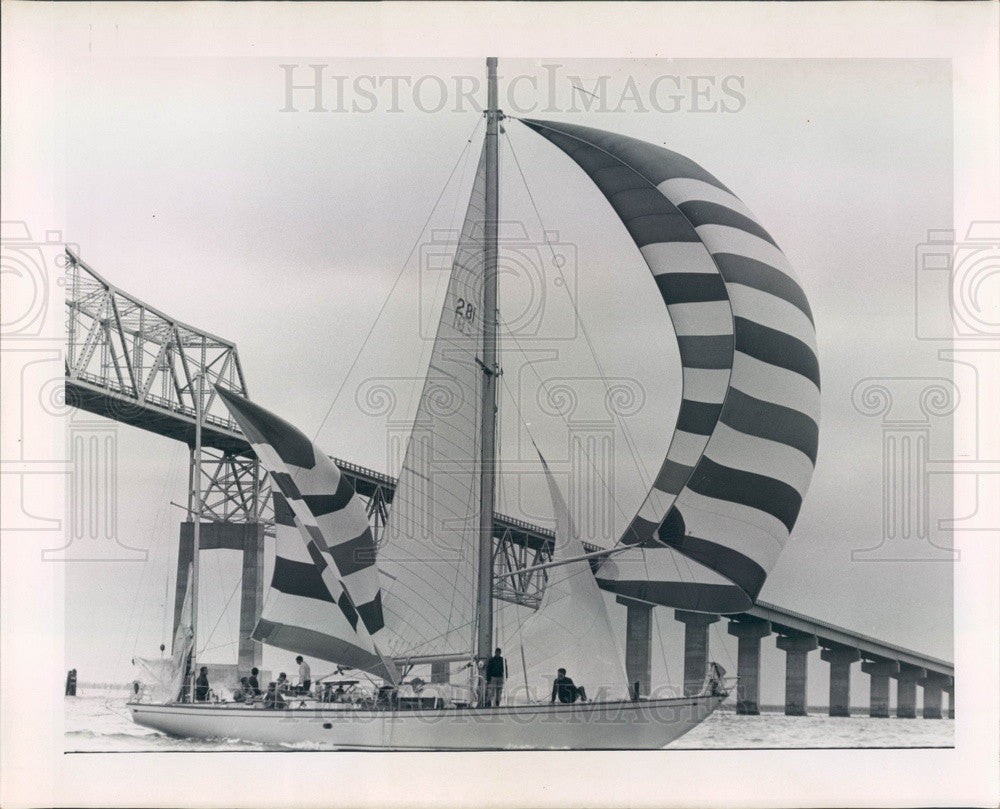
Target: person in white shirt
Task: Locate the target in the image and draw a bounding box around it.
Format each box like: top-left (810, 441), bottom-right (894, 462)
top-left (295, 656), bottom-right (311, 695)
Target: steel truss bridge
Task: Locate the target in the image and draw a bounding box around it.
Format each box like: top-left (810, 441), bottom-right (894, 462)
top-left (63, 249), bottom-right (953, 714)
top-left (63, 248), bottom-right (557, 611)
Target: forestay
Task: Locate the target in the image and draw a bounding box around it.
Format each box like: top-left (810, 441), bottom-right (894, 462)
top-left (523, 119), bottom-right (820, 614)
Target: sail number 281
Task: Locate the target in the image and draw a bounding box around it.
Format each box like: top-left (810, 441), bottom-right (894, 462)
top-left (454, 298), bottom-right (477, 335)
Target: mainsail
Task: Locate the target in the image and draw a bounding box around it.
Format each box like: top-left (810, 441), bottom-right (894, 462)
top-left (502, 451), bottom-right (630, 702)
top-left (522, 119), bottom-right (820, 614)
top-left (375, 145), bottom-right (489, 660)
top-left (216, 387), bottom-right (399, 683)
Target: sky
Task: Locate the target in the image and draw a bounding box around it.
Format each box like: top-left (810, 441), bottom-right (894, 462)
top-left (46, 55), bottom-right (959, 703)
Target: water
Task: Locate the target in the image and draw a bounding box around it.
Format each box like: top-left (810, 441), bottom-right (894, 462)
top-left (65, 688), bottom-right (954, 753)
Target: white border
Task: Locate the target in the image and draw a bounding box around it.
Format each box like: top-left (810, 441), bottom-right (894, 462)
top-left (2, 2), bottom-right (997, 807)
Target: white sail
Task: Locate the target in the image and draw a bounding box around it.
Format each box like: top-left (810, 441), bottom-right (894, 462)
top-left (502, 452), bottom-right (630, 703)
top-left (376, 146), bottom-right (488, 659)
top-left (133, 566), bottom-right (193, 703)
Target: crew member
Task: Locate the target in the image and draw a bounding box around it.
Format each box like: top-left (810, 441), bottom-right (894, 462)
top-left (264, 682), bottom-right (286, 709)
top-left (248, 667), bottom-right (262, 696)
top-left (296, 655), bottom-right (312, 695)
top-left (195, 666), bottom-right (210, 702)
top-left (485, 648), bottom-right (507, 707)
top-left (276, 672), bottom-right (289, 693)
top-left (551, 668), bottom-right (586, 704)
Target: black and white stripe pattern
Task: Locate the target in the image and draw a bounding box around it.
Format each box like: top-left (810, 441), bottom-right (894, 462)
top-left (523, 119), bottom-right (820, 613)
top-left (216, 387), bottom-right (397, 682)
top-left (252, 492), bottom-right (391, 676)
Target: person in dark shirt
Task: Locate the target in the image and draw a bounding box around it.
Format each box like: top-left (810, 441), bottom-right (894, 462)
top-left (551, 668), bottom-right (585, 704)
top-left (195, 667), bottom-right (210, 702)
top-left (484, 648), bottom-right (507, 707)
top-left (248, 667), bottom-right (262, 696)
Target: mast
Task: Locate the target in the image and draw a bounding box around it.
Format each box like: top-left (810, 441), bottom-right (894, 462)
top-left (188, 372), bottom-right (204, 701)
top-left (476, 56), bottom-right (500, 664)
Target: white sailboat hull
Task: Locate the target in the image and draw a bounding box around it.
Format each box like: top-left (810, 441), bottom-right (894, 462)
top-left (130, 694), bottom-right (726, 750)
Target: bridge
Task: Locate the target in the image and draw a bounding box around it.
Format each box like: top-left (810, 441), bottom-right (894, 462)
top-left (63, 248), bottom-right (954, 719)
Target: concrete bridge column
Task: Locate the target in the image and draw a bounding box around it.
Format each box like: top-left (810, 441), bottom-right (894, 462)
top-left (893, 664), bottom-right (926, 719)
top-left (618, 597), bottom-right (653, 697)
top-left (861, 659), bottom-right (899, 717)
top-left (920, 673), bottom-right (951, 719)
top-left (176, 522), bottom-right (265, 670)
top-left (727, 617), bottom-right (772, 715)
top-left (944, 683), bottom-right (954, 718)
top-left (430, 662), bottom-right (450, 684)
top-left (820, 645), bottom-right (861, 716)
top-left (674, 610), bottom-right (719, 696)
top-left (776, 633), bottom-right (818, 716)
top-left (237, 525), bottom-right (266, 672)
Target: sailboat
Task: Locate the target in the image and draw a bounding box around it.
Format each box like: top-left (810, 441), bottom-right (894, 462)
top-left (129, 57), bottom-right (820, 750)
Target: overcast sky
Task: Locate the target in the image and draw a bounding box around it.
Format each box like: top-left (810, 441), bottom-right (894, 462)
top-left (51, 55), bottom-right (957, 701)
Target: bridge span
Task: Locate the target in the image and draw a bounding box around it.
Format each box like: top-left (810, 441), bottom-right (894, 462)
top-left (63, 248), bottom-right (953, 719)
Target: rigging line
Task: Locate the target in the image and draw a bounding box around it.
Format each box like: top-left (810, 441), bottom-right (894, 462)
top-left (211, 531), bottom-right (236, 643)
top-left (502, 127), bottom-right (657, 495)
top-left (650, 605), bottom-right (674, 694)
top-left (308, 116), bottom-right (484, 446)
top-left (198, 639), bottom-right (239, 655)
top-left (197, 572), bottom-right (243, 657)
top-left (398, 122), bottom-right (480, 443)
top-left (123, 442), bottom-right (185, 665)
top-left (495, 327), bottom-right (635, 529)
top-left (710, 616), bottom-right (737, 672)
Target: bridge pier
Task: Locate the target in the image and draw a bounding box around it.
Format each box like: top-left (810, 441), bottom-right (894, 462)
top-left (920, 673), bottom-right (951, 719)
top-left (820, 645), bottom-right (861, 717)
top-left (727, 617), bottom-right (772, 714)
top-left (176, 522), bottom-right (265, 670)
top-left (618, 597), bottom-right (653, 697)
top-left (675, 610), bottom-right (719, 696)
top-left (893, 664), bottom-right (926, 719)
top-left (776, 632), bottom-right (818, 716)
top-left (944, 683), bottom-right (955, 718)
top-left (861, 659), bottom-right (899, 717)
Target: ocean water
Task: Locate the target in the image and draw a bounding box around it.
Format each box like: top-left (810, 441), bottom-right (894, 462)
top-left (65, 688), bottom-right (954, 753)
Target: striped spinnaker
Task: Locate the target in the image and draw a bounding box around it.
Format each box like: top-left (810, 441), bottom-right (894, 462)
top-left (523, 119), bottom-right (820, 613)
top-left (215, 387), bottom-right (398, 683)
